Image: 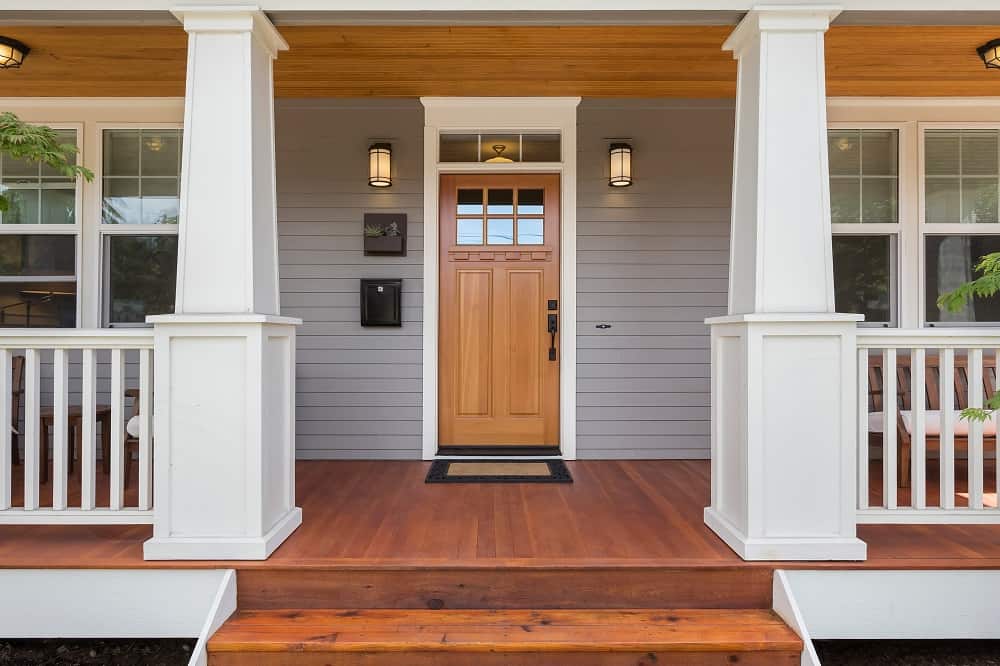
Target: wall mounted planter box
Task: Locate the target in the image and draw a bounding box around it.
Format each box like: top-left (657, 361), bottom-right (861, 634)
top-left (363, 213), bottom-right (407, 256)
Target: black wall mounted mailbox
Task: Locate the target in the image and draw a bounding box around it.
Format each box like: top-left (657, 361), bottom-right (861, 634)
top-left (361, 279), bottom-right (402, 327)
top-left (363, 213), bottom-right (407, 256)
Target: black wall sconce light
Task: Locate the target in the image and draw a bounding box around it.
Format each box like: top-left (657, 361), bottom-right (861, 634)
top-left (609, 142), bottom-right (633, 187)
top-left (368, 142), bottom-right (392, 188)
top-left (0, 36), bottom-right (30, 69)
top-left (978, 39), bottom-right (1000, 70)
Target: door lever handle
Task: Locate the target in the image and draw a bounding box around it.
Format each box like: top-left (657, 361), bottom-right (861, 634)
top-left (547, 314), bottom-right (558, 361)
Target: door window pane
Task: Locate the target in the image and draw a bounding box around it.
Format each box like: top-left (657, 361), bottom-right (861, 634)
top-left (486, 218), bottom-right (514, 245)
top-left (0, 129), bottom-right (77, 225)
top-left (926, 235), bottom-right (1000, 324)
top-left (833, 235), bottom-right (894, 324)
top-left (457, 219), bottom-right (483, 245)
top-left (517, 218), bottom-right (544, 245)
top-left (107, 235), bottom-right (178, 324)
top-left (102, 129), bottom-right (182, 225)
top-left (828, 129), bottom-right (898, 224)
top-left (517, 189), bottom-right (544, 215)
top-left (487, 189), bottom-right (514, 215)
top-left (457, 189), bottom-right (483, 215)
top-left (0, 235), bottom-right (77, 328)
top-left (924, 129), bottom-right (1000, 224)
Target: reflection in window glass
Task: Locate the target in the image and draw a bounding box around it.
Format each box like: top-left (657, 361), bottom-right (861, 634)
top-left (521, 135), bottom-right (561, 162)
top-left (487, 189), bottom-right (513, 215)
top-left (0, 235), bottom-right (77, 328)
top-left (102, 129), bottom-right (182, 225)
top-left (457, 189), bottom-right (483, 215)
top-left (107, 236), bottom-right (178, 324)
top-left (480, 136), bottom-right (519, 163)
top-left (0, 235), bottom-right (75, 276)
top-left (828, 129), bottom-right (898, 224)
top-left (487, 218), bottom-right (514, 245)
top-left (925, 129), bottom-right (1000, 224)
top-left (440, 135), bottom-right (479, 162)
top-left (517, 189), bottom-right (544, 215)
top-left (438, 133), bottom-right (561, 163)
top-left (832, 235), bottom-right (893, 324)
top-left (0, 129), bottom-right (77, 225)
top-left (517, 218), bottom-right (544, 245)
top-left (926, 235), bottom-right (1000, 324)
top-left (457, 218), bottom-right (483, 245)
top-left (0, 281), bottom-right (76, 328)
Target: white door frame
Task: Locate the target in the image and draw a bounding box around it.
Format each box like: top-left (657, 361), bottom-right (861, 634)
top-left (420, 97), bottom-right (580, 460)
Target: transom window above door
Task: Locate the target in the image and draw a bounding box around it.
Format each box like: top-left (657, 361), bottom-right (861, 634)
top-left (440, 133), bottom-right (561, 163)
top-left (455, 188), bottom-right (545, 246)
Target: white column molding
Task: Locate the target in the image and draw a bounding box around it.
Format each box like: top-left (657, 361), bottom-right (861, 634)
top-left (145, 6), bottom-right (301, 560)
top-left (704, 5), bottom-right (867, 561)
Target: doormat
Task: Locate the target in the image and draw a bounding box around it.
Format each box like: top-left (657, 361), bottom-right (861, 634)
top-left (425, 460), bottom-right (573, 484)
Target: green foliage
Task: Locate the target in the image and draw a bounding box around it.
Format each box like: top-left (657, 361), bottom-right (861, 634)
top-left (0, 111), bottom-right (94, 212)
top-left (938, 253), bottom-right (1000, 422)
top-left (364, 224), bottom-right (385, 238)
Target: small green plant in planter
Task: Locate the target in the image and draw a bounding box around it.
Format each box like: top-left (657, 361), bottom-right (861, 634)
top-left (0, 112), bottom-right (93, 213)
top-left (937, 252), bottom-right (1000, 422)
top-left (384, 221), bottom-right (401, 237)
top-left (364, 224), bottom-right (386, 238)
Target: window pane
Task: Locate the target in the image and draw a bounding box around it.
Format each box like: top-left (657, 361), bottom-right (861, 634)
top-left (861, 178), bottom-right (898, 224)
top-left (2, 154), bottom-right (38, 180)
top-left (517, 218), bottom-right (544, 245)
top-left (926, 235), bottom-right (1000, 324)
top-left (486, 218), bottom-right (514, 245)
top-left (0, 189), bottom-right (39, 225)
top-left (480, 135), bottom-right (519, 163)
top-left (457, 218), bottom-right (483, 245)
top-left (41, 187), bottom-right (76, 225)
top-left (440, 134), bottom-right (479, 163)
top-left (830, 178), bottom-right (860, 223)
top-left (521, 134), bottom-right (561, 162)
top-left (827, 129), bottom-right (898, 224)
top-left (925, 131), bottom-right (960, 176)
top-left (0, 281), bottom-right (76, 328)
top-left (925, 178), bottom-right (961, 224)
top-left (961, 131), bottom-right (999, 176)
top-left (828, 130), bottom-right (860, 176)
top-left (1, 130), bottom-right (77, 226)
top-left (832, 235), bottom-right (893, 324)
top-left (39, 131), bottom-right (78, 179)
top-left (104, 130), bottom-right (140, 176)
top-left (457, 189), bottom-right (483, 215)
top-left (0, 235), bottom-right (75, 277)
top-left (107, 235), bottom-right (178, 324)
top-left (103, 129), bottom-right (182, 225)
top-left (140, 178), bottom-right (180, 225)
top-left (140, 132), bottom-right (181, 177)
top-left (103, 178), bottom-right (140, 225)
top-left (963, 178), bottom-right (999, 224)
top-left (517, 189), bottom-right (544, 215)
top-left (487, 189), bottom-right (513, 215)
top-left (862, 130), bottom-right (898, 175)
top-left (924, 129), bottom-right (1000, 224)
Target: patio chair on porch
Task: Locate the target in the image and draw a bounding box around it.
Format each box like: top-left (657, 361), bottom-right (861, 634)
top-left (9, 355), bottom-right (24, 466)
top-left (123, 388), bottom-right (144, 490)
top-left (868, 355), bottom-right (998, 488)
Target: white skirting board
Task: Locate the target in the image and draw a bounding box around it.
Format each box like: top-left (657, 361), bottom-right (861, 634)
top-left (776, 569), bottom-right (1000, 664)
top-left (0, 568), bottom-right (236, 666)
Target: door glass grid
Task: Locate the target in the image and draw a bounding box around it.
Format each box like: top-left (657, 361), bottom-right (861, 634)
top-left (455, 188), bottom-right (545, 246)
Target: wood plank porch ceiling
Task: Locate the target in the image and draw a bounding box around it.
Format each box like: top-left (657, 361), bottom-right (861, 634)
top-left (2, 25), bottom-right (999, 98)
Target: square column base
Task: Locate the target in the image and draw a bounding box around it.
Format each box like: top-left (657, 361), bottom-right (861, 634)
top-left (705, 314), bottom-right (867, 562)
top-left (144, 507), bottom-right (302, 560)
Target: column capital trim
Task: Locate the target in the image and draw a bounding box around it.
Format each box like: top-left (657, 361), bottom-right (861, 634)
top-left (170, 4), bottom-right (288, 55)
top-left (724, 4), bottom-right (842, 54)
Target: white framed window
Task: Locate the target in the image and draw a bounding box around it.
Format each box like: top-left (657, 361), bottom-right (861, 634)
top-left (98, 125), bottom-right (181, 327)
top-left (0, 124), bottom-right (83, 328)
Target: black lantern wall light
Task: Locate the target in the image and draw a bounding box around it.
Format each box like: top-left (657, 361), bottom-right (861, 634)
top-left (0, 36), bottom-right (30, 69)
top-left (368, 143), bottom-right (392, 188)
top-left (608, 142), bottom-right (633, 187)
top-left (979, 39), bottom-right (1000, 70)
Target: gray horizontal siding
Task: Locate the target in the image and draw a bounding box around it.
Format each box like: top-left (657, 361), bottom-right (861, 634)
top-left (276, 99), bottom-right (424, 460)
top-left (575, 99), bottom-right (734, 460)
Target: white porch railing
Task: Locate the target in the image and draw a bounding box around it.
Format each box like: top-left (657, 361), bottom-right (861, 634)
top-left (0, 330), bottom-right (154, 524)
top-left (857, 329), bottom-right (1000, 524)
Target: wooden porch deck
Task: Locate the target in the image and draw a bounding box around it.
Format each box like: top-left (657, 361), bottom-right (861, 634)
top-left (2, 459), bottom-right (1000, 571)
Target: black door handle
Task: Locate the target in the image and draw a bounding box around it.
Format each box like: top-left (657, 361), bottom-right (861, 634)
top-left (547, 314), bottom-right (558, 361)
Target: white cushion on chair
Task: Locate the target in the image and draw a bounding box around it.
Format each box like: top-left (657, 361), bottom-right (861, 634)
top-left (868, 410), bottom-right (997, 436)
top-left (126, 415), bottom-right (141, 439)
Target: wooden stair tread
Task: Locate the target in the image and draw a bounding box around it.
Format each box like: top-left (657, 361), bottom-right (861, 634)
top-left (209, 608), bottom-right (803, 653)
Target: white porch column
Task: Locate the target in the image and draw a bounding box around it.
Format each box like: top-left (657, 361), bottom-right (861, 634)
top-left (704, 5), bottom-right (867, 561)
top-left (143, 7), bottom-right (301, 560)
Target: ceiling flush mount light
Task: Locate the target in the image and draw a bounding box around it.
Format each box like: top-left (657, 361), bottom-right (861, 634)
top-left (978, 39), bottom-right (1000, 70)
top-left (368, 143), bottom-right (392, 188)
top-left (609, 142), bottom-right (633, 187)
top-left (485, 144), bottom-right (514, 163)
top-left (0, 36), bottom-right (29, 69)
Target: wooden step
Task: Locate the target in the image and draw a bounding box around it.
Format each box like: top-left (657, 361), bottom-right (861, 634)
top-left (235, 565), bottom-right (774, 610)
top-left (208, 608), bottom-right (803, 665)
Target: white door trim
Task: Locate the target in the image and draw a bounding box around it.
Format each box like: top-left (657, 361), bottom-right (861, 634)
top-left (420, 97), bottom-right (580, 460)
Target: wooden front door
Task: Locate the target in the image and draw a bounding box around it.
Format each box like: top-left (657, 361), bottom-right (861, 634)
top-left (439, 174), bottom-right (560, 448)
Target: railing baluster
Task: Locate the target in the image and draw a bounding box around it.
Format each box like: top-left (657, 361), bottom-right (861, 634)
top-left (0, 351), bottom-right (10, 511)
top-left (22, 349), bottom-right (40, 510)
top-left (858, 348), bottom-right (869, 511)
top-left (940, 347), bottom-right (956, 511)
top-left (912, 348), bottom-right (926, 509)
top-left (52, 349), bottom-right (69, 511)
top-left (81, 348), bottom-right (97, 511)
top-left (883, 348), bottom-right (897, 510)
top-left (138, 348), bottom-right (153, 511)
top-left (110, 349), bottom-right (125, 511)
top-left (969, 348), bottom-right (984, 510)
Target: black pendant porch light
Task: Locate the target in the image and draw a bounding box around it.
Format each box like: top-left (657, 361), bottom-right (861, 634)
top-left (978, 39), bottom-right (1000, 70)
top-left (0, 36), bottom-right (30, 69)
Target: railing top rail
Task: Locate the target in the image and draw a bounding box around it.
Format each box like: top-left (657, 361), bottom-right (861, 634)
top-left (858, 328), bottom-right (1000, 349)
top-left (0, 328), bottom-right (154, 350)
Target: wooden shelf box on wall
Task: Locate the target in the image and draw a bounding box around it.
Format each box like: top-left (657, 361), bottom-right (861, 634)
top-left (363, 213), bottom-right (407, 256)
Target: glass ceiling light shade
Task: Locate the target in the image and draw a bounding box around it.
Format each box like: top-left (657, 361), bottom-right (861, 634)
top-left (978, 39), bottom-right (1000, 70)
top-left (485, 144), bottom-right (514, 163)
top-left (0, 36), bottom-right (29, 69)
top-left (609, 143), bottom-right (633, 187)
top-left (368, 143), bottom-right (392, 188)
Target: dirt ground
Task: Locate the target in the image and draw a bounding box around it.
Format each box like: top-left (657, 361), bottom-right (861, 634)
top-left (815, 640), bottom-right (1000, 665)
top-left (0, 638), bottom-right (193, 665)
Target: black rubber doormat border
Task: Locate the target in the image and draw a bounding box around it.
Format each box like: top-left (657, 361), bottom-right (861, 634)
top-left (425, 459), bottom-right (573, 484)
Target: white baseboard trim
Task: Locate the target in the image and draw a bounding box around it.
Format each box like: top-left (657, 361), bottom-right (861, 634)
top-left (704, 507), bottom-right (868, 561)
top-left (143, 507), bottom-right (302, 561)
